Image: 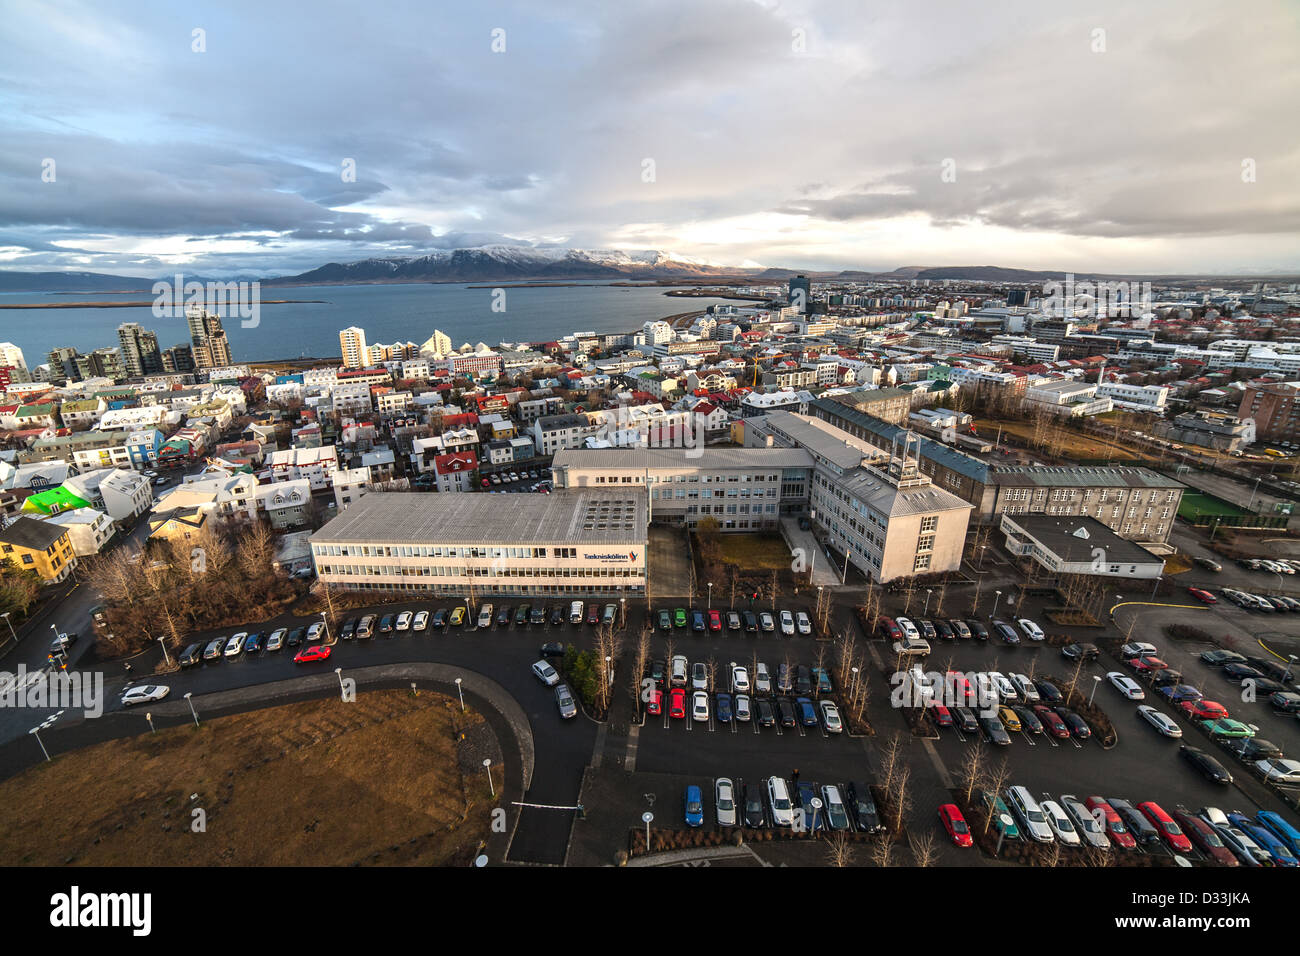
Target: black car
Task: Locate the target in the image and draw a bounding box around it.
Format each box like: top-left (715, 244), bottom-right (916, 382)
top-left (1180, 746), bottom-right (1234, 785)
top-left (690, 610), bottom-right (706, 632)
top-left (530, 606), bottom-right (546, 625)
top-left (658, 610), bottom-right (672, 631)
top-left (378, 614), bottom-right (395, 633)
top-left (1109, 797), bottom-right (1160, 847)
top-left (795, 665), bottom-right (813, 696)
top-left (586, 604), bottom-right (600, 626)
top-left (1034, 679), bottom-right (1063, 703)
top-left (775, 697), bottom-right (797, 727)
top-left (1150, 668), bottom-right (1183, 687)
top-left (743, 611), bottom-right (758, 633)
top-left (933, 619), bottom-right (954, 641)
top-left (742, 781), bottom-right (767, 827)
top-left (286, 626), bottom-right (306, 647)
top-left (1012, 704), bottom-right (1043, 734)
top-left (755, 697), bottom-right (776, 727)
top-left (1062, 642), bottom-right (1100, 661)
top-left (432, 609), bottom-right (448, 628)
top-left (1271, 691), bottom-right (1300, 713)
top-left (649, 660), bottom-right (666, 688)
top-left (1222, 737), bottom-right (1284, 762)
top-left (549, 606), bottom-right (565, 626)
top-left (965, 619), bottom-right (989, 641)
top-left (991, 619), bottom-right (1020, 644)
top-left (954, 706), bottom-right (980, 733)
top-left (1055, 707), bottom-right (1091, 739)
top-left (1222, 663), bottom-right (1263, 682)
top-left (540, 641), bottom-right (565, 657)
top-left (338, 618), bottom-right (356, 640)
top-left (179, 642), bottom-right (203, 667)
top-left (1245, 657), bottom-right (1294, 683)
top-left (495, 605), bottom-right (511, 626)
top-left (980, 715), bottom-right (1011, 745)
top-left (1200, 649), bottom-right (1246, 667)
top-left (845, 781), bottom-right (883, 833)
top-left (513, 605), bottom-right (530, 626)
top-left (1250, 677), bottom-right (1288, 696)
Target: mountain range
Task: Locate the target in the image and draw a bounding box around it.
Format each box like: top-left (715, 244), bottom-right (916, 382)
top-left (0, 248), bottom-right (1295, 292)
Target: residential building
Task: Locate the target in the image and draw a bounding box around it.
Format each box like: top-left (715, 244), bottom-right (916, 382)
top-left (339, 327), bottom-right (368, 369)
top-left (0, 517), bottom-right (76, 583)
top-left (117, 323), bottom-right (164, 377)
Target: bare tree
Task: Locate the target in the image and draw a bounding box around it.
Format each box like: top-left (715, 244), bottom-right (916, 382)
top-left (869, 833), bottom-right (895, 868)
top-left (909, 829), bottom-right (938, 867)
top-left (825, 830), bottom-right (854, 867)
top-left (956, 745), bottom-right (986, 806)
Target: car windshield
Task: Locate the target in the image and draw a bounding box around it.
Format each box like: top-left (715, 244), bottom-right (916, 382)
top-left (952, 819), bottom-right (969, 834)
top-left (687, 801), bottom-right (702, 813)
top-left (718, 796), bottom-right (733, 811)
top-left (774, 797), bottom-right (790, 811)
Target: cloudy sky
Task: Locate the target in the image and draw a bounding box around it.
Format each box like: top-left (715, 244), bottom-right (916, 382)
top-left (2, 0), bottom-right (1298, 278)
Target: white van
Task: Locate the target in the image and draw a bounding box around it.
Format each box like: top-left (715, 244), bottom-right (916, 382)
top-left (569, 601), bottom-right (585, 624)
top-left (766, 776), bottom-right (794, 827)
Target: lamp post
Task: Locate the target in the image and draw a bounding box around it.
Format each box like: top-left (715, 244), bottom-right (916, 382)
top-left (1, 611), bottom-right (16, 645)
top-left (993, 590), bottom-right (1002, 616)
top-left (1088, 674), bottom-right (1102, 706)
top-left (978, 544), bottom-right (987, 570)
top-left (642, 811), bottom-right (654, 848)
top-left (1285, 655), bottom-right (1298, 682)
top-left (810, 796), bottom-right (823, 836)
top-left (850, 665), bottom-right (859, 701)
top-left (620, 597), bottom-right (626, 628)
top-left (455, 677), bottom-right (465, 712)
top-left (923, 588), bottom-right (933, 617)
top-left (184, 691), bottom-right (199, 727)
top-left (145, 711), bottom-right (156, 734)
top-left (1248, 476), bottom-right (1263, 511)
top-left (29, 725), bottom-right (50, 762)
top-left (320, 611), bottom-right (331, 644)
top-left (157, 635), bottom-right (171, 666)
top-left (334, 666), bottom-right (345, 697)
top-left (483, 758), bottom-right (495, 797)
top-left (707, 582), bottom-right (713, 609)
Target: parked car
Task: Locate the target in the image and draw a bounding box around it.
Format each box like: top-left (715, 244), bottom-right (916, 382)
top-left (668, 688), bottom-right (687, 719)
top-left (1108, 672), bottom-right (1145, 700)
top-left (223, 633), bottom-right (246, 658)
top-left (949, 619), bottom-right (971, 640)
top-left (1005, 786), bottom-right (1054, 843)
top-left (684, 785), bottom-right (704, 828)
top-left (734, 694), bottom-right (751, 722)
top-left (759, 611), bottom-right (775, 633)
top-left (1062, 642), bottom-right (1100, 661)
top-left (691, 661), bottom-right (708, 691)
top-left (1140, 801), bottom-right (1193, 853)
top-left (819, 699), bottom-right (843, 733)
top-left (378, 614), bottom-right (395, 634)
top-left (395, 611), bottom-right (412, 631)
top-left (1254, 758), bottom-right (1300, 785)
top-left (965, 619), bottom-right (989, 641)
top-left (796, 611), bottom-right (812, 635)
top-left (766, 776), bottom-right (795, 828)
top-left (845, 781), bottom-right (882, 833)
top-left (1180, 746), bottom-right (1234, 785)
top-left (1179, 699), bottom-right (1230, 721)
top-left (742, 781), bottom-right (767, 828)
top-left (1200, 649), bottom-right (1247, 667)
top-left (669, 655), bottom-right (688, 686)
top-left (1017, 618), bottom-right (1045, 641)
top-left (1034, 679), bottom-right (1063, 703)
top-left (121, 684), bottom-right (170, 706)
top-left (715, 693), bottom-right (733, 723)
top-left (496, 605), bottom-right (511, 626)
top-left (754, 662), bottom-right (771, 694)
top-left (691, 691), bottom-right (710, 722)
top-left (179, 643), bottom-right (203, 667)
top-left (1041, 800), bottom-right (1082, 847)
top-left (726, 611), bottom-right (741, 631)
top-left (285, 627), bottom-right (307, 648)
top-left (980, 790), bottom-right (1021, 842)
top-left (779, 610), bottom-right (796, 636)
top-left (706, 608), bottom-right (722, 631)
top-left (478, 604), bottom-right (494, 628)
top-left (1060, 793), bottom-right (1110, 851)
top-left (980, 715), bottom-right (1011, 745)
top-left (294, 644), bottom-right (331, 663)
top-left (1110, 797), bottom-right (1161, 848)
top-left (1034, 705), bottom-right (1070, 739)
top-left (939, 804), bottom-right (973, 847)
top-left (742, 611), bottom-right (758, 633)
top-left (531, 660), bottom-right (560, 686)
top-left (340, 619), bottom-right (358, 639)
top-left (1171, 807), bottom-right (1238, 866)
top-left (755, 697), bottom-right (776, 727)
top-left (657, 609), bottom-right (672, 630)
top-left (775, 697), bottom-right (797, 727)
top-left (795, 697), bottom-right (818, 727)
top-left (715, 778), bottom-right (737, 828)
top-left (1086, 796), bottom-right (1137, 850)
top-left (554, 683), bottom-right (577, 719)
top-left (1137, 704), bottom-right (1182, 738)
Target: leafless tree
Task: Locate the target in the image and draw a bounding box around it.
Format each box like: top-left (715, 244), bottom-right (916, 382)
top-left (956, 744), bottom-right (986, 805)
top-left (869, 833), bottom-right (895, 868)
top-left (909, 829), bottom-right (938, 867)
top-left (825, 830), bottom-right (854, 867)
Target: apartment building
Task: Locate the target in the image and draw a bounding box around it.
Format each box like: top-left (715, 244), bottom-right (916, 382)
top-left (309, 489), bottom-right (646, 597)
top-left (0, 517), bottom-right (76, 584)
top-left (1237, 380), bottom-right (1300, 442)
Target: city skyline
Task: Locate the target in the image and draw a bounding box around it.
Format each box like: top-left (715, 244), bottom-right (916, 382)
top-left (2, 0), bottom-right (1297, 281)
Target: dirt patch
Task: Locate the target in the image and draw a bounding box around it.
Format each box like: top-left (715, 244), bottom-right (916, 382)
top-left (0, 689), bottom-right (500, 866)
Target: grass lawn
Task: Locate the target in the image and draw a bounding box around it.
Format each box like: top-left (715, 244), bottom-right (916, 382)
top-left (1177, 491), bottom-right (1247, 520)
top-left (0, 690), bottom-right (498, 866)
top-left (712, 533), bottom-right (794, 571)
top-left (974, 418), bottom-right (1140, 461)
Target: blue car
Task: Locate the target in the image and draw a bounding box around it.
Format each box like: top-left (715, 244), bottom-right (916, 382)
top-left (1256, 811), bottom-right (1300, 858)
top-left (796, 696), bottom-right (818, 727)
top-left (1158, 684), bottom-right (1203, 704)
top-left (691, 610), bottom-right (706, 632)
top-left (684, 785), bottom-right (704, 827)
top-left (716, 693), bottom-right (733, 723)
top-left (243, 632), bottom-right (262, 653)
top-left (1229, 812), bottom-right (1299, 867)
top-left (795, 781), bottom-right (825, 832)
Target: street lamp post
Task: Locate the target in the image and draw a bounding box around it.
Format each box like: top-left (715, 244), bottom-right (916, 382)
top-left (810, 797), bottom-right (822, 836)
top-left (483, 758), bottom-right (495, 797)
top-left (978, 545), bottom-right (987, 570)
top-left (0, 611), bottom-right (16, 645)
top-left (184, 691), bottom-right (199, 727)
top-left (334, 667), bottom-right (345, 697)
top-left (1285, 655), bottom-right (1298, 682)
top-left (455, 677), bottom-right (465, 712)
top-left (642, 811), bottom-right (654, 848)
top-left (707, 582), bottom-right (713, 609)
top-left (923, 588), bottom-right (933, 616)
top-left (620, 597), bottom-right (626, 628)
top-left (29, 726), bottom-right (50, 762)
top-left (145, 711), bottom-right (156, 733)
top-left (157, 635), bottom-right (171, 666)
top-left (1088, 674), bottom-right (1102, 706)
top-left (1248, 476), bottom-right (1262, 511)
top-left (993, 590), bottom-right (1002, 616)
top-left (320, 611), bottom-right (330, 644)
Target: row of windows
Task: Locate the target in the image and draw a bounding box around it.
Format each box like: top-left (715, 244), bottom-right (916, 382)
top-left (652, 488), bottom-right (778, 500)
top-left (315, 544), bottom-right (558, 559)
top-left (318, 564), bottom-right (642, 579)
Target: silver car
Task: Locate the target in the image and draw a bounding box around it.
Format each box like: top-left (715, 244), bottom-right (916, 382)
top-left (715, 777), bottom-right (737, 827)
top-left (554, 683), bottom-right (577, 719)
top-left (691, 661), bottom-right (708, 691)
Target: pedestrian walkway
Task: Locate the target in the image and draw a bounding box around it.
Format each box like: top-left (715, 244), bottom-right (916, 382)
top-left (779, 518), bottom-right (842, 587)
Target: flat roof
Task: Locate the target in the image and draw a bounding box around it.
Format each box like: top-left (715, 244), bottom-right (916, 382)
top-left (1003, 514), bottom-right (1162, 565)
top-left (553, 446), bottom-right (814, 471)
top-left (992, 465), bottom-right (1184, 489)
top-left (311, 490), bottom-right (646, 546)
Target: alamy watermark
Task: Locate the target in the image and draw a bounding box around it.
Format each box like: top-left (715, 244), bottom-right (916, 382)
top-left (152, 272), bottom-right (261, 328)
top-left (0, 665), bottom-right (103, 718)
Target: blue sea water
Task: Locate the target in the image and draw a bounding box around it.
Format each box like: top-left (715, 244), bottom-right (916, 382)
top-left (0, 282), bottom-right (736, 366)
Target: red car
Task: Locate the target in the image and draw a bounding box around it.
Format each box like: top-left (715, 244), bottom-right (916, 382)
top-left (668, 688), bottom-right (686, 719)
top-left (930, 703), bottom-right (954, 728)
top-left (647, 688), bottom-right (663, 716)
top-left (1170, 808), bottom-right (1238, 866)
top-left (1186, 587), bottom-right (1217, 604)
top-left (1130, 656), bottom-right (1168, 675)
top-left (938, 804), bottom-right (972, 847)
top-left (294, 644), bottom-right (332, 663)
top-left (1139, 801), bottom-right (1192, 853)
top-left (1178, 699), bottom-right (1229, 721)
top-left (1085, 796), bottom-right (1137, 850)
top-left (707, 609), bottom-right (722, 631)
top-left (876, 616), bottom-right (903, 642)
top-left (1033, 704), bottom-right (1070, 739)
top-left (945, 671), bottom-right (974, 704)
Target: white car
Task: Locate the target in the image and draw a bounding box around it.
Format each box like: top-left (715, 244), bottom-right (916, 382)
top-left (691, 662), bottom-right (708, 691)
top-left (1107, 672), bottom-right (1145, 700)
top-left (1137, 704), bottom-right (1182, 737)
top-left (1060, 793), bottom-right (1110, 851)
top-left (1254, 758), bottom-right (1300, 784)
top-left (477, 604), bottom-right (493, 628)
top-left (759, 612), bottom-right (775, 633)
top-left (1005, 785), bottom-right (1054, 843)
top-left (223, 632), bottom-right (247, 658)
top-left (730, 664), bottom-right (750, 693)
top-left (531, 660), bottom-right (559, 686)
top-left (395, 611), bottom-right (412, 631)
top-left (820, 699), bottom-right (842, 733)
top-left (766, 776), bottom-right (794, 827)
top-left (670, 655), bottom-right (689, 686)
top-left (715, 778), bottom-right (737, 827)
top-left (988, 671), bottom-right (1018, 703)
top-left (1040, 800), bottom-right (1081, 847)
top-left (692, 691), bottom-right (710, 722)
top-left (754, 662), bottom-right (771, 694)
top-left (780, 610), bottom-right (796, 636)
top-left (121, 684), bottom-right (170, 706)
top-left (1017, 618), bottom-right (1045, 641)
top-left (412, 611), bottom-right (429, 631)
top-left (1120, 641), bottom-right (1158, 660)
top-left (896, 617), bottom-right (921, 640)
top-left (306, 621), bottom-right (325, 641)
top-left (1005, 674), bottom-right (1036, 704)
top-left (796, 611), bottom-right (812, 635)
top-left (734, 694), bottom-right (752, 721)
top-left (821, 784), bottom-right (851, 830)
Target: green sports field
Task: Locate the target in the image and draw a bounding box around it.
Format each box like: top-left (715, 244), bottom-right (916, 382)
top-left (1178, 490), bottom-right (1248, 520)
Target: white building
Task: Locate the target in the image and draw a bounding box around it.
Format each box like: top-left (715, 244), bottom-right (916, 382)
top-left (43, 507), bottom-right (115, 555)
